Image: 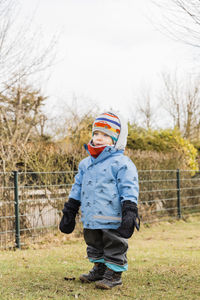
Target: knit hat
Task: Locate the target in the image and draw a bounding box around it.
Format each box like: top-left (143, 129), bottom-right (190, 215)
top-left (92, 112), bottom-right (121, 143)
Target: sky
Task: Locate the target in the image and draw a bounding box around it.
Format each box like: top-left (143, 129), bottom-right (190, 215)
top-left (19, 0), bottom-right (197, 127)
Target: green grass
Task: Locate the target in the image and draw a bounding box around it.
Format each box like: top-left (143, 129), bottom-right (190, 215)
top-left (0, 217), bottom-right (200, 300)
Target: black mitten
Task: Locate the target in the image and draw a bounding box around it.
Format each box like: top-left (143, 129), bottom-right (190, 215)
top-left (59, 198), bottom-right (81, 234)
top-left (117, 201), bottom-right (140, 239)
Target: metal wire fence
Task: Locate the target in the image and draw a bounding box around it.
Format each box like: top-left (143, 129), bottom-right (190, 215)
top-left (0, 169), bottom-right (199, 249)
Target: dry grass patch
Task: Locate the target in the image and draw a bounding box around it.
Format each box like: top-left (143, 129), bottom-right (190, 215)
top-left (0, 216), bottom-right (200, 299)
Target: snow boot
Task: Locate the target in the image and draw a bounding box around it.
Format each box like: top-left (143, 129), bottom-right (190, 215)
top-left (95, 268), bottom-right (122, 289)
top-left (79, 263), bottom-right (106, 283)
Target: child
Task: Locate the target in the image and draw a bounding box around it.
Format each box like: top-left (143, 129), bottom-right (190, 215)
top-left (60, 111), bottom-right (140, 289)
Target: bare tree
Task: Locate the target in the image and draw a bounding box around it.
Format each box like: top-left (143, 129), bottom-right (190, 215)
top-left (160, 71), bottom-right (200, 140)
top-left (131, 88), bottom-right (158, 130)
top-left (151, 0), bottom-right (200, 48)
top-left (0, 0), bottom-right (58, 171)
top-left (183, 78), bottom-right (200, 139)
top-left (137, 91), bottom-right (157, 129)
top-left (160, 72), bottom-right (182, 130)
top-left (0, 83), bottom-right (46, 171)
top-left (0, 0), bottom-right (57, 92)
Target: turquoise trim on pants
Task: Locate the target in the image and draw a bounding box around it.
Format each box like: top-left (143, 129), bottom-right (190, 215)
top-left (89, 258), bottom-right (128, 272)
top-left (106, 262), bottom-right (128, 272)
top-left (89, 258), bottom-right (105, 263)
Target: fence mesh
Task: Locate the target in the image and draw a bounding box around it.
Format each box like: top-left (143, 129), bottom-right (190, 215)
top-left (0, 170), bottom-right (199, 249)
top-left (0, 172), bottom-right (15, 249)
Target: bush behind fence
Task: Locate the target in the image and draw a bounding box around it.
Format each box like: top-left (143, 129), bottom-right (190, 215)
top-left (0, 170), bottom-right (200, 249)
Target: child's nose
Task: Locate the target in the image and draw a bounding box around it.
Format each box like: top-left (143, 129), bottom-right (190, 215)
top-left (97, 135), bottom-right (103, 140)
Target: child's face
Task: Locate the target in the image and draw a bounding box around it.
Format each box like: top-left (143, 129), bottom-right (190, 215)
top-left (93, 131), bottom-right (113, 146)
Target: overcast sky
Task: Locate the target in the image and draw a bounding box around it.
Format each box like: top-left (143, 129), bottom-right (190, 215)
top-left (20, 0), bottom-right (196, 126)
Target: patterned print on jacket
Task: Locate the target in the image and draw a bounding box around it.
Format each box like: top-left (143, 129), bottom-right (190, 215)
top-left (69, 145), bottom-right (139, 230)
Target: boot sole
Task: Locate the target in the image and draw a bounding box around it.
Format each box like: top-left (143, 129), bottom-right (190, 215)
top-left (79, 275), bottom-right (92, 283)
top-left (79, 275), bottom-right (103, 283)
top-left (95, 282), bottom-right (122, 290)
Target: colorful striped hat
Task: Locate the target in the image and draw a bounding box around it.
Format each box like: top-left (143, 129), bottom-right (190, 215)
top-left (92, 112), bottom-right (121, 143)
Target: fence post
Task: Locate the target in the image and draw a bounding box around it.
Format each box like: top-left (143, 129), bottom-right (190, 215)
top-left (176, 169), bottom-right (181, 219)
top-left (13, 171), bottom-right (21, 249)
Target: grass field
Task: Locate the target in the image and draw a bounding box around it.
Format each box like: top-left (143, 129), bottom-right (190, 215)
top-left (0, 217), bottom-right (200, 300)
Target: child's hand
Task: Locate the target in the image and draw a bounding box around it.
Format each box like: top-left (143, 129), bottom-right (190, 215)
top-left (59, 198), bottom-right (81, 234)
top-left (117, 201), bottom-right (140, 239)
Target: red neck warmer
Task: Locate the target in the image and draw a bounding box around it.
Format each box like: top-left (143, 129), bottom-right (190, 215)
top-left (87, 142), bottom-right (106, 158)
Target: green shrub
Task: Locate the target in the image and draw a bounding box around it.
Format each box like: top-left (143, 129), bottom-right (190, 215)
top-left (127, 126), bottom-right (198, 170)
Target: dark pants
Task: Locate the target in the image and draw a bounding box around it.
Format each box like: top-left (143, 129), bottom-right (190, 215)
top-left (83, 229), bottom-right (128, 269)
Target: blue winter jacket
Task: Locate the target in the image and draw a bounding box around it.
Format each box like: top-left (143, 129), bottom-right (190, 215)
top-left (69, 145), bottom-right (139, 230)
